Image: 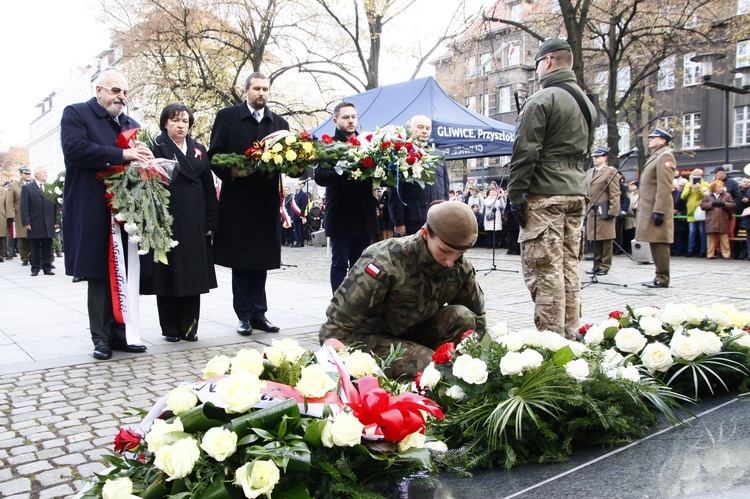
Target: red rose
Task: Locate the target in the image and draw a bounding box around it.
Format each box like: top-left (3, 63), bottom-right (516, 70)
top-left (432, 342), bottom-right (455, 365)
top-left (362, 157), bottom-right (375, 168)
top-left (404, 142), bottom-right (414, 151)
top-left (609, 310), bottom-right (625, 319)
top-left (380, 141), bottom-right (391, 150)
top-left (393, 142), bottom-right (403, 151)
top-left (300, 131), bottom-right (312, 140)
top-left (366, 134), bottom-right (374, 142)
top-left (406, 155), bottom-right (416, 165)
top-left (348, 136), bottom-right (361, 146)
top-left (113, 428), bottom-right (141, 453)
top-left (104, 192), bottom-right (114, 200)
top-left (460, 329), bottom-right (474, 341)
top-left (578, 323), bottom-right (592, 336)
top-left (321, 134), bottom-right (334, 144)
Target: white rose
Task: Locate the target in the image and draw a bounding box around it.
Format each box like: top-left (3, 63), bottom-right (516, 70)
top-left (102, 477), bottom-right (139, 499)
top-left (602, 348), bottom-right (624, 368)
top-left (618, 364), bottom-right (642, 382)
top-left (153, 436), bottom-right (200, 481)
top-left (296, 364), bottom-right (337, 398)
top-left (166, 385), bottom-right (198, 415)
top-left (216, 372), bottom-right (263, 413)
top-left (451, 354), bottom-right (472, 379)
top-left (200, 427), bottom-right (238, 462)
top-left (582, 325), bottom-right (604, 346)
top-left (446, 384), bottom-right (465, 401)
top-left (264, 338), bottom-right (306, 367)
top-left (203, 354), bottom-right (231, 378)
top-left (614, 328), bottom-right (647, 354)
top-left (520, 349), bottom-right (544, 370)
top-left (707, 308), bottom-right (733, 329)
top-left (328, 411), bottom-right (364, 447)
top-left (499, 351), bottom-right (525, 376)
top-left (231, 349), bottom-right (265, 376)
top-left (670, 333), bottom-right (702, 361)
top-left (397, 431), bottom-right (426, 453)
top-left (540, 331), bottom-right (569, 352)
top-left (123, 222), bottom-right (138, 234)
top-left (633, 306), bottom-right (660, 318)
top-left (235, 460), bottom-right (281, 499)
top-left (685, 306), bottom-right (705, 326)
top-left (457, 357), bottom-right (488, 385)
top-left (660, 305), bottom-right (688, 326)
top-left (567, 341), bottom-right (587, 358)
top-left (732, 332), bottom-right (750, 348)
top-left (489, 322), bottom-right (510, 339)
top-left (521, 329), bottom-right (545, 348)
top-left (691, 330), bottom-right (723, 355)
top-left (424, 440), bottom-right (449, 453)
top-left (145, 418), bottom-right (184, 452)
top-left (600, 317), bottom-right (621, 331)
top-left (639, 316), bottom-right (664, 336)
top-left (420, 362), bottom-right (441, 389)
top-left (498, 332), bottom-right (526, 351)
top-left (640, 342), bottom-right (674, 373)
top-left (343, 350), bottom-right (380, 379)
top-left (565, 358), bottom-right (590, 381)
top-left (603, 368), bottom-right (619, 380)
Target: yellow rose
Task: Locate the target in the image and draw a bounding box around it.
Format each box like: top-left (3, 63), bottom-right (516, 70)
top-left (102, 477), bottom-right (139, 499)
top-left (295, 364), bottom-right (337, 398)
top-left (260, 151), bottom-right (273, 162)
top-left (145, 418), bottom-right (184, 452)
top-left (200, 427), bottom-right (238, 462)
top-left (273, 154), bottom-right (283, 165)
top-left (231, 348), bottom-right (265, 376)
top-left (302, 141), bottom-right (313, 153)
top-left (397, 431), bottom-right (425, 453)
top-left (216, 371), bottom-right (263, 413)
top-left (166, 385), bottom-right (198, 415)
top-left (153, 436), bottom-right (200, 481)
top-left (285, 149), bottom-right (298, 162)
top-left (285, 135), bottom-right (296, 145)
top-left (203, 355), bottom-right (231, 378)
top-left (342, 350), bottom-right (379, 379)
top-left (327, 410), bottom-right (364, 447)
top-left (271, 142), bottom-right (283, 153)
top-left (264, 338), bottom-right (306, 367)
top-left (235, 460), bottom-right (281, 498)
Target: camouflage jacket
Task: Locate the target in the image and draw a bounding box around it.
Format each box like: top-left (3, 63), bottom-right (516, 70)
top-left (319, 233), bottom-right (486, 341)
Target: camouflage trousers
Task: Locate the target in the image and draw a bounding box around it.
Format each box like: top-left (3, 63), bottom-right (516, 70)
top-left (519, 194), bottom-right (585, 339)
top-left (343, 305), bottom-right (478, 380)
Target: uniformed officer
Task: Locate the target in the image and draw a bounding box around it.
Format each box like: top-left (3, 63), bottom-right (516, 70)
top-left (507, 38), bottom-right (597, 339)
top-left (637, 127), bottom-right (677, 288)
top-left (319, 201), bottom-right (485, 379)
top-left (585, 148), bottom-right (621, 276)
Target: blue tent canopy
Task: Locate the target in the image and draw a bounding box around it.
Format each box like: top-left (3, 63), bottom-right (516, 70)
top-left (309, 77), bottom-right (516, 160)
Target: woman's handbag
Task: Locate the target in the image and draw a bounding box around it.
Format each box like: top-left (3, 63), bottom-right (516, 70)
top-left (693, 205), bottom-right (706, 222)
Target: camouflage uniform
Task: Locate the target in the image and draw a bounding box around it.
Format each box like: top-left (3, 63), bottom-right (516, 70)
top-left (319, 233), bottom-right (485, 378)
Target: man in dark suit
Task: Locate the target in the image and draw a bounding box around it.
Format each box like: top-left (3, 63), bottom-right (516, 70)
top-left (60, 69), bottom-right (151, 360)
top-left (291, 181), bottom-right (308, 247)
top-left (20, 166), bottom-right (56, 276)
top-left (314, 102), bottom-right (378, 293)
top-left (208, 72), bottom-right (289, 335)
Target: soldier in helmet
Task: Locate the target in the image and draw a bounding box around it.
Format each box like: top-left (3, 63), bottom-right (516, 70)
top-left (319, 201), bottom-right (485, 379)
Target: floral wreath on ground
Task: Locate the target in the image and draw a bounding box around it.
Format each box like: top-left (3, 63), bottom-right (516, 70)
top-left (418, 302), bottom-right (750, 473)
top-left (84, 339), bottom-right (444, 498)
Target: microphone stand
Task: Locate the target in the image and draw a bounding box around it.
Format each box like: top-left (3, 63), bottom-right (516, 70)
top-left (475, 201), bottom-right (518, 275)
top-left (582, 153), bottom-right (634, 288)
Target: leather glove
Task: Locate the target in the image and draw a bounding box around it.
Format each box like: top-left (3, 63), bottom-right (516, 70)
top-left (653, 213), bottom-right (664, 227)
top-left (7, 217), bottom-right (13, 223)
top-left (510, 201), bottom-right (527, 228)
top-left (711, 200), bottom-right (725, 207)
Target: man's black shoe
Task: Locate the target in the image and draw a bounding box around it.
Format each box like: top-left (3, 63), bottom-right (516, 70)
top-left (183, 332), bottom-right (198, 342)
top-left (164, 335), bottom-right (181, 342)
top-left (22, 261), bottom-right (29, 266)
top-left (44, 271), bottom-right (55, 275)
top-left (31, 271), bottom-right (39, 276)
top-left (112, 343), bottom-right (148, 353)
top-left (251, 316), bottom-right (280, 333)
top-left (643, 280), bottom-right (669, 288)
top-left (93, 347), bottom-right (112, 360)
top-left (237, 320), bottom-right (253, 336)
top-left (72, 277), bottom-right (83, 283)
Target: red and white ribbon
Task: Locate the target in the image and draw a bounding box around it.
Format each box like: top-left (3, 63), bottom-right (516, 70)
top-left (108, 216), bottom-right (141, 344)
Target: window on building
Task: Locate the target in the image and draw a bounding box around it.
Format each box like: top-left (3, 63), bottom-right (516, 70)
top-left (737, 40), bottom-right (750, 68)
top-left (498, 86), bottom-right (512, 113)
top-left (735, 105), bottom-right (750, 145)
top-left (739, 0), bottom-right (750, 15)
top-left (683, 53), bottom-right (702, 86)
top-left (658, 56), bottom-right (676, 90)
top-left (658, 117), bottom-right (673, 130)
top-left (467, 57), bottom-right (477, 78)
top-left (510, 3), bottom-right (523, 22)
top-left (482, 92), bottom-right (490, 116)
top-left (682, 112), bottom-right (701, 149)
top-left (507, 43), bottom-right (520, 66)
top-left (466, 96), bottom-right (477, 112)
top-left (480, 52), bottom-right (492, 73)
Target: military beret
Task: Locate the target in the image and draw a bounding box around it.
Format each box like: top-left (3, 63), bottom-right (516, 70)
top-left (592, 147), bottom-right (610, 157)
top-left (19, 167), bottom-right (31, 174)
top-left (648, 127), bottom-right (673, 142)
top-left (535, 38), bottom-right (572, 62)
top-left (426, 201), bottom-right (478, 250)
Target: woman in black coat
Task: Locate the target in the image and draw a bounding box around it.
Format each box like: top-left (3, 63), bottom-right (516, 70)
top-left (142, 103), bottom-right (219, 342)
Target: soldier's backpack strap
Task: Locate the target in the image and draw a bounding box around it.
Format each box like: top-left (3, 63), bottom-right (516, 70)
top-left (548, 82), bottom-right (594, 131)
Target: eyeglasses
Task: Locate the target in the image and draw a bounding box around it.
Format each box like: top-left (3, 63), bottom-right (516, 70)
top-left (99, 85), bottom-right (130, 97)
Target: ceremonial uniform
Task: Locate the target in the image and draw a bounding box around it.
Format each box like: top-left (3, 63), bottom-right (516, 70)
top-left (319, 232), bottom-right (484, 378)
top-left (636, 137), bottom-right (676, 287)
top-left (586, 154), bottom-right (620, 273)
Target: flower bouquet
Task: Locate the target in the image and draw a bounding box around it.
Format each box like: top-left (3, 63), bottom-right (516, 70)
top-left (419, 327), bottom-right (692, 471)
top-left (83, 339), bottom-right (444, 498)
top-left (577, 303), bottom-right (750, 399)
top-left (97, 130), bottom-right (178, 265)
top-left (319, 126), bottom-right (440, 188)
top-left (212, 131), bottom-right (315, 178)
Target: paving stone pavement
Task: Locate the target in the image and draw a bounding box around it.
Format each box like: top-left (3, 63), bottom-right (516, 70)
top-left (1, 244), bottom-right (749, 497)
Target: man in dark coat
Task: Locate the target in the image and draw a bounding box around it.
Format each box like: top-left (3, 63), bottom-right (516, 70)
top-left (290, 181), bottom-right (308, 247)
top-left (60, 69), bottom-right (151, 360)
top-left (20, 166), bottom-right (56, 276)
top-left (208, 72), bottom-right (289, 335)
top-left (5, 167), bottom-right (33, 264)
top-left (314, 102), bottom-right (378, 293)
top-left (388, 115), bottom-right (450, 236)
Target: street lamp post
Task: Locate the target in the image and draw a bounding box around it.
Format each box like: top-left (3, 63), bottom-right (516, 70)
top-left (690, 53), bottom-right (750, 167)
